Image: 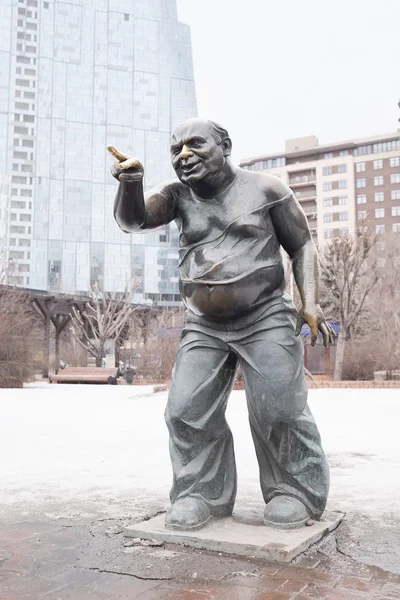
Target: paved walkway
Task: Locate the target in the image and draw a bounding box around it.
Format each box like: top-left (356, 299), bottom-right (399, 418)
top-left (1, 513), bottom-right (400, 600)
top-left (1, 385), bottom-right (400, 598)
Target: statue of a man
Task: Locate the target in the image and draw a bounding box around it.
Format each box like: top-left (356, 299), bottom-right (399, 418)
top-left (108, 118), bottom-right (333, 531)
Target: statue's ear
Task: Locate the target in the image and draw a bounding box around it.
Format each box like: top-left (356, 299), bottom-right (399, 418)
top-left (222, 137), bottom-right (232, 157)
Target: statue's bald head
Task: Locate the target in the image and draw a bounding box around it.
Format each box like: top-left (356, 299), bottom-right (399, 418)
top-left (172, 118), bottom-right (231, 152)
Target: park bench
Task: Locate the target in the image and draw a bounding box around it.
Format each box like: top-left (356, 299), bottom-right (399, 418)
top-left (49, 367), bottom-right (119, 384)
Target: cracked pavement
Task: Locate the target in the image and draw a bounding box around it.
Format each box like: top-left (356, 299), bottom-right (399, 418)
top-left (1, 384), bottom-right (400, 598)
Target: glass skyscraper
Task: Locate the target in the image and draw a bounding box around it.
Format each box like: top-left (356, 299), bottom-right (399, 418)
top-left (0, 0), bottom-right (197, 305)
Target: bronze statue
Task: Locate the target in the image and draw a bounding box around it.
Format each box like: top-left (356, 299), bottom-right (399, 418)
top-left (108, 118), bottom-right (334, 531)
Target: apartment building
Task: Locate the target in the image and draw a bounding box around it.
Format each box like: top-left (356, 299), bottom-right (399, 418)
top-left (240, 132), bottom-right (400, 248)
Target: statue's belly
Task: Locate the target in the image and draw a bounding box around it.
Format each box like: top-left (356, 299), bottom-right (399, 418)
top-left (180, 265), bottom-right (285, 321)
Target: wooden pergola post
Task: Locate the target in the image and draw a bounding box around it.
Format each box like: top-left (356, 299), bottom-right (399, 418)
top-left (31, 297), bottom-right (56, 379)
top-left (52, 314), bottom-right (71, 374)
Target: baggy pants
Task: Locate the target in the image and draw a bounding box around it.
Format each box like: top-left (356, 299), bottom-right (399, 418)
top-left (165, 294), bottom-right (329, 520)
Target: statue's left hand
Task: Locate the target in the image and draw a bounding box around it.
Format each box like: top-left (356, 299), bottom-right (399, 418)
top-left (295, 304), bottom-right (336, 347)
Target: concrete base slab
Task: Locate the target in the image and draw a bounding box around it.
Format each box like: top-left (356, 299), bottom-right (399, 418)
top-left (124, 511), bottom-right (344, 562)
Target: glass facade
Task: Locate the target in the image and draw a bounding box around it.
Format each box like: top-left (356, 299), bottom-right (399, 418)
top-left (0, 175), bottom-right (10, 251)
top-left (0, 0), bottom-right (197, 304)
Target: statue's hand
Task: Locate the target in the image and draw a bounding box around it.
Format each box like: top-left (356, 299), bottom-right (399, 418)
top-left (295, 303), bottom-right (336, 347)
top-left (107, 145), bottom-right (144, 182)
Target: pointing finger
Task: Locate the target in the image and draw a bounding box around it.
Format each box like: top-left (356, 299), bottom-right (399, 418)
top-left (107, 145), bottom-right (128, 162)
top-left (119, 157), bottom-right (142, 170)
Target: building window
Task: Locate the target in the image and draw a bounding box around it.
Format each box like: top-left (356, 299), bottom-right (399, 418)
top-left (339, 228), bottom-right (348, 237)
top-left (376, 224), bottom-right (385, 234)
top-left (323, 166), bottom-right (332, 176)
top-left (392, 223), bottom-right (400, 233)
top-left (357, 194), bottom-right (367, 204)
top-left (338, 179), bottom-right (348, 189)
top-left (337, 163), bottom-right (347, 173)
top-left (356, 178), bottom-right (366, 188)
top-left (323, 197), bottom-right (333, 207)
top-left (392, 190), bottom-right (400, 200)
top-left (324, 152), bottom-right (333, 159)
top-left (339, 150), bottom-right (348, 157)
top-left (373, 141), bottom-right (400, 154)
top-left (246, 157), bottom-right (286, 171)
top-left (356, 162), bottom-right (366, 172)
top-left (339, 212), bottom-right (348, 221)
top-left (373, 159), bottom-right (383, 170)
top-left (323, 182), bottom-right (332, 191)
top-left (376, 241), bottom-right (386, 252)
top-left (358, 210), bottom-right (367, 220)
top-left (390, 157), bottom-right (400, 168)
top-left (339, 196), bottom-right (348, 205)
top-left (390, 173), bottom-right (400, 184)
top-left (392, 206), bottom-right (400, 217)
top-left (377, 258), bottom-right (386, 268)
top-left (374, 192), bottom-right (384, 202)
top-left (323, 213), bottom-right (333, 223)
top-left (374, 176), bottom-right (384, 186)
top-left (124, 13), bottom-right (129, 20)
top-left (375, 208), bottom-right (385, 218)
top-left (324, 229), bottom-right (333, 239)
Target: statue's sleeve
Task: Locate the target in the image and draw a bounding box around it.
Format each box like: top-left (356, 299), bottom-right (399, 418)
top-left (266, 176), bottom-right (295, 209)
top-left (142, 181), bottom-right (179, 230)
top-left (268, 180), bottom-right (311, 255)
top-left (114, 180), bottom-right (178, 233)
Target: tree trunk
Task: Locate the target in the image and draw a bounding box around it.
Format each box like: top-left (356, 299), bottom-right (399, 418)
top-left (334, 333), bottom-right (346, 381)
top-left (95, 353), bottom-right (102, 367)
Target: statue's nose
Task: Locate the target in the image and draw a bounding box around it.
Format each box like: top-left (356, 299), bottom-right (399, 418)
top-left (180, 144), bottom-right (193, 160)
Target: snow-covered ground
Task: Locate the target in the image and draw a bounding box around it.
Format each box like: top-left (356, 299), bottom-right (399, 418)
top-left (0, 383), bottom-right (399, 521)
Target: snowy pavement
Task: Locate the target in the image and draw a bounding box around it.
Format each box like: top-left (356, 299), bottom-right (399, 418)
top-left (0, 383), bottom-right (399, 522)
top-left (1, 383), bottom-right (400, 579)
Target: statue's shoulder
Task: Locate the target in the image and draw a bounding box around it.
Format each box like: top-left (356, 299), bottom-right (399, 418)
top-left (238, 169), bottom-right (292, 205)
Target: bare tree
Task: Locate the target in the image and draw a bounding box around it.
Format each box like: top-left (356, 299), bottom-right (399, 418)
top-left (70, 281), bottom-right (137, 367)
top-left (0, 286), bottom-right (40, 387)
top-left (320, 228), bottom-right (379, 380)
top-left (0, 245), bottom-right (17, 286)
top-left (359, 233), bottom-right (400, 376)
top-left (59, 327), bottom-right (90, 368)
top-left (125, 307), bottom-right (183, 381)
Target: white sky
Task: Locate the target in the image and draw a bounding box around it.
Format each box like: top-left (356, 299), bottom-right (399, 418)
top-left (176, 0), bottom-right (400, 162)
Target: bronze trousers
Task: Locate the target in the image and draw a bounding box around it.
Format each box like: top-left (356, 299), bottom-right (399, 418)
top-left (165, 294), bottom-right (329, 519)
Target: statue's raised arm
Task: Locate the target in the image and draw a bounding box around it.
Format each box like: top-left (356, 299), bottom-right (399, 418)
top-left (107, 145), bottom-right (177, 233)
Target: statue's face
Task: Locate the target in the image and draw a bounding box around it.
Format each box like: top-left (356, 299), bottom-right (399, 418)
top-left (170, 120), bottom-right (226, 186)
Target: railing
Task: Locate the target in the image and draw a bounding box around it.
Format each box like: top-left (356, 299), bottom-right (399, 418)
top-left (289, 175), bottom-right (316, 185)
top-left (295, 191), bottom-right (317, 200)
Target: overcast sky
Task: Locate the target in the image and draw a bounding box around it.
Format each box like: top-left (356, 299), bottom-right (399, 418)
top-left (176, 0), bottom-right (400, 162)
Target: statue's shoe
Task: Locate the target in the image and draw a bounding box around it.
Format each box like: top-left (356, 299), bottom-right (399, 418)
top-left (165, 497), bottom-right (211, 531)
top-left (263, 496), bottom-right (309, 529)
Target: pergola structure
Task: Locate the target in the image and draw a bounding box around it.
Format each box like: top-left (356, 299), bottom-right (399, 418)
top-left (1, 286), bottom-right (159, 378)
top-left (29, 289), bottom-right (90, 377)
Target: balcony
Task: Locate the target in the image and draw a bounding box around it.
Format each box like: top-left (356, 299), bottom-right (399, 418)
top-left (305, 212), bottom-right (317, 220)
top-left (288, 175), bottom-right (316, 186)
top-left (295, 191), bottom-right (317, 202)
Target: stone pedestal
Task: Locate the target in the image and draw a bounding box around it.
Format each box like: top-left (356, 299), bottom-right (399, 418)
top-left (124, 511), bottom-right (343, 562)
